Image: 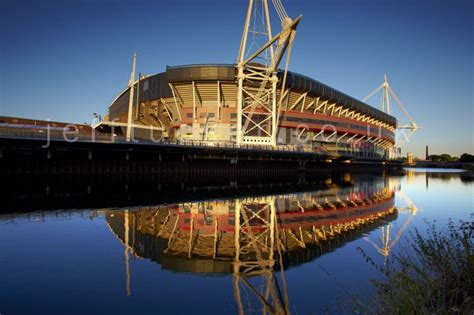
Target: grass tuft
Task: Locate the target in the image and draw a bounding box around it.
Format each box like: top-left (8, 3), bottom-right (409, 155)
top-left (371, 216), bottom-right (473, 314)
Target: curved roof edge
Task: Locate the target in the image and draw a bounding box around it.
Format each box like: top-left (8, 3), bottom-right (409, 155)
top-left (110, 64), bottom-right (397, 126)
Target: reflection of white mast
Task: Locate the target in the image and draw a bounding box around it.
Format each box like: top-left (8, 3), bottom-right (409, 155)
top-left (124, 210), bottom-right (131, 296)
top-left (364, 190), bottom-right (418, 261)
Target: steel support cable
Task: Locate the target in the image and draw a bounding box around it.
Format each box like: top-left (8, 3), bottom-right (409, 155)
top-left (362, 84), bottom-right (383, 102)
top-left (272, 0), bottom-right (288, 21)
top-left (272, 0), bottom-right (284, 21)
top-left (388, 86), bottom-right (415, 124)
top-left (271, 0), bottom-right (283, 20)
top-left (280, 1), bottom-right (289, 19)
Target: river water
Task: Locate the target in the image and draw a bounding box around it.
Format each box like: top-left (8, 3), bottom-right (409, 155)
top-left (0, 169), bottom-right (472, 314)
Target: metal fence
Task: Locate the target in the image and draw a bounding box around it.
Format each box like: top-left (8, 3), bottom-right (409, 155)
top-left (0, 126), bottom-right (386, 159)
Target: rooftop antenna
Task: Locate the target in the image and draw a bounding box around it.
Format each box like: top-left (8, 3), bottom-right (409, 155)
top-left (363, 75), bottom-right (421, 146)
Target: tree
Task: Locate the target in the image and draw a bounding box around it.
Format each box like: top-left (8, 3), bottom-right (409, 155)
top-left (429, 154), bottom-right (441, 162)
top-left (460, 153), bottom-right (474, 163)
top-left (439, 154), bottom-right (453, 162)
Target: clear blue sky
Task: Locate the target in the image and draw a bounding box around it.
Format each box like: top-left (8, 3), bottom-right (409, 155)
top-left (1, 0), bottom-right (472, 157)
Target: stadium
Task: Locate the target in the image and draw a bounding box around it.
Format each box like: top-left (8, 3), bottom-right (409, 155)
top-left (96, 0), bottom-right (398, 159)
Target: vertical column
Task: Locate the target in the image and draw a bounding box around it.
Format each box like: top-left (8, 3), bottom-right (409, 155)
top-left (236, 69), bottom-right (244, 145)
top-left (217, 80), bottom-right (221, 120)
top-left (192, 80), bottom-right (197, 122)
top-left (126, 53), bottom-right (136, 142)
top-left (271, 72), bottom-right (278, 146)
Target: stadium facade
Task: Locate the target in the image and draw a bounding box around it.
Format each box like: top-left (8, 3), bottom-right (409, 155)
top-left (102, 64), bottom-right (397, 158)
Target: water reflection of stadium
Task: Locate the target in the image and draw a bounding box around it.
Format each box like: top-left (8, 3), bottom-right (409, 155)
top-left (105, 175), bottom-right (398, 312)
top-left (107, 176), bottom-right (397, 272)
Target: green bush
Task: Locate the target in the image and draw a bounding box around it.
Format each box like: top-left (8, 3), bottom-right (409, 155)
top-left (460, 154), bottom-right (474, 163)
top-left (371, 217), bottom-right (473, 314)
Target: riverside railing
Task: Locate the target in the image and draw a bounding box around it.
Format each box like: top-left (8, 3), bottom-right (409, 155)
top-left (0, 125), bottom-right (386, 159)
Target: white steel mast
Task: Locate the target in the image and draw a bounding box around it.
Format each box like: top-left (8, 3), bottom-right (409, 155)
top-left (126, 53), bottom-right (137, 142)
top-left (236, 0), bottom-right (301, 146)
top-left (382, 74), bottom-right (391, 114)
top-left (363, 75), bottom-right (421, 147)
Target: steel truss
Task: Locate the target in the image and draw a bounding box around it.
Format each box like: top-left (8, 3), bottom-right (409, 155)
top-left (236, 0), bottom-right (301, 146)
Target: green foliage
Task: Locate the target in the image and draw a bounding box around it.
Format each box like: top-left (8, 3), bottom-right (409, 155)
top-left (371, 218), bottom-right (474, 314)
top-left (429, 154), bottom-right (442, 162)
top-left (428, 153), bottom-right (474, 162)
top-left (429, 154), bottom-right (458, 162)
top-left (460, 153), bottom-right (474, 163)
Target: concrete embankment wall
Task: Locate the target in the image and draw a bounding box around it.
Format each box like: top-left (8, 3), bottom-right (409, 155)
top-left (0, 137), bottom-right (401, 177)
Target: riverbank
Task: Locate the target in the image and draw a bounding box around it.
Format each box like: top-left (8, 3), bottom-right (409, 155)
top-left (369, 218), bottom-right (473, 314)
top-left (409, 160), bottom-right (474, 171)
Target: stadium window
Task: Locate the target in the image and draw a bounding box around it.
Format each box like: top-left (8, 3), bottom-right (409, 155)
top-left (143, 81), bottom-right (149, 91)
top-left (186, 113), bottom-right (193, 118)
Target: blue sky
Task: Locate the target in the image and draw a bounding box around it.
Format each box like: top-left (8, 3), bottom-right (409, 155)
top-left (0, 0), bottom-right (472, 157)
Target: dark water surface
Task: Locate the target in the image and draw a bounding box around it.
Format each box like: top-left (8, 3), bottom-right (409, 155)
top-left (0, 169), bottom-right (472, 314)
